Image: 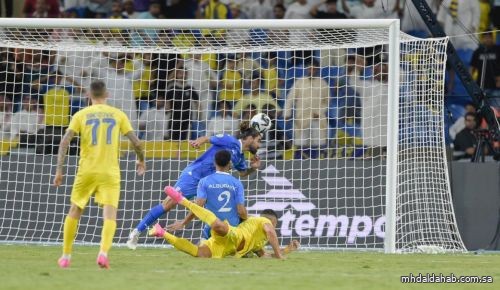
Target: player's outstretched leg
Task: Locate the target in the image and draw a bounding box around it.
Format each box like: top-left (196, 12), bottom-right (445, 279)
top-left (149, 223), bottom-right (199, 257)
top-left (127, 194), bottom-right (176, 250)
top-left (164, 186), bottom-right (184, 203)
top-left (148, 223), bottom-right (167, 238)
top-left (164, 186), bottom-right (217, 227)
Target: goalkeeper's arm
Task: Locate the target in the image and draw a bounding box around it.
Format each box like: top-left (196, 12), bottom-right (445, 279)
top-left (255, 240), bottom-right (300, 258)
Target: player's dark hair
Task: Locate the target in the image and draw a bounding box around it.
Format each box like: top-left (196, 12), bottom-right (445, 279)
top-left (465, 112), bottom-right (477, 121)
top-left (237, 121), bottom-right (260, 139)
top-left (90, 80), bottom-right (107, 98)
top-left (214, 149), bottom-right (231, 168)
top-left (261, 209), bottom-right (278, 220)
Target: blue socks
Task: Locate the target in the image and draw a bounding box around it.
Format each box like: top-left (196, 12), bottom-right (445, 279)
top-left (136, 204), bottom-right (166, 232)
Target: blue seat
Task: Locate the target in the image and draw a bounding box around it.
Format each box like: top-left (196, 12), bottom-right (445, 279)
top-left (190, 120), bottom-right (206, 140)
top-left (456, 49), bottom-right (473, 67)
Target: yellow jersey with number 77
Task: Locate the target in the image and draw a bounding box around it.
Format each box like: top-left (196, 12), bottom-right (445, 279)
top-left (68, 104), bottom-right (133, 178)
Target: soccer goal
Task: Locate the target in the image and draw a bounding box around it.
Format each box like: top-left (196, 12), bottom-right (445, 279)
top-left (0, 18), bottom-right (465, 253)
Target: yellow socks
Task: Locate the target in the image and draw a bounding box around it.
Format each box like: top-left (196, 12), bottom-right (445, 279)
top-left (100, 219), bottom-right (117, 254)
top-left (62, 216), bottom-right (117, 260)
top-left (163, 232), bottom-right (199, 257)
top-left (180, 199), bottom-right (217, 226)
top-left (62, 216), bottom-right (78, 255)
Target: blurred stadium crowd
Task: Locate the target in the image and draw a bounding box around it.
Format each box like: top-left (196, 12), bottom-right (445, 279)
top-left (0, 0), bottom-right (498, 160)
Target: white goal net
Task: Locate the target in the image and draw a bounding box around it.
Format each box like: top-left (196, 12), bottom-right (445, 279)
top-left (0, 19), bottom-right (465, 253)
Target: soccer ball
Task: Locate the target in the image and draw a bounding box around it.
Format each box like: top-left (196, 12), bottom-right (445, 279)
top-left (250, 113), bottom-right (272, 134)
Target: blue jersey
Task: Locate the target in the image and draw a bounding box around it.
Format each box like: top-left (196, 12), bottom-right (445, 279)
top-left (197, 171), bottom-right (245, 239)
top-left (191, 134), bottom-right (247, 176)
top-left (174, 134), bottom-right (247, 199)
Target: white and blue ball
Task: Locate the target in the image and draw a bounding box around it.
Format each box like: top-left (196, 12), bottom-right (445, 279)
top-left (250, 113), bottom-right (272, 134)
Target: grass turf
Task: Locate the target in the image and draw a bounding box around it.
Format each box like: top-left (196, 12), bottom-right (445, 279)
top-left (1, 244), bottom-right (499, 290)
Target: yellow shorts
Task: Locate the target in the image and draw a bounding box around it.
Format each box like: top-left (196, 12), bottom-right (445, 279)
top-left (70, 173), bottom-right (120, 209)
top-left (202, 224), bottom-right (239, 258)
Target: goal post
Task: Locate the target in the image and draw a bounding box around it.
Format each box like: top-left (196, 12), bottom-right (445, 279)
top-left (384, 20), bottom-right (399, 254)
top-left (0, 18), bottom-right (466, 253)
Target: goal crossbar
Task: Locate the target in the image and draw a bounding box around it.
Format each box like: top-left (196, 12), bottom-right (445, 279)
top-left (0, 18), bottom-right (398, 29)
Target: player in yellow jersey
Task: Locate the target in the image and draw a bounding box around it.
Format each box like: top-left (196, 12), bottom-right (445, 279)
top-left (149, 186), bottom-right (300, 259)
top-left (53, 80), bottom-right (145, 269)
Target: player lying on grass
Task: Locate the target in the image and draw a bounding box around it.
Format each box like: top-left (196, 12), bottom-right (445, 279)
top-left (149, 186), bottom-right (300, 259)
top-left (166, 149), bottom-right (247, 239)
top-left (127, 122), bottom-right (261, 249)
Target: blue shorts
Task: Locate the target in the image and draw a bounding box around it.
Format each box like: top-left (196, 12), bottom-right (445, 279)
top-left (173, 172), bottom-right (199, 200)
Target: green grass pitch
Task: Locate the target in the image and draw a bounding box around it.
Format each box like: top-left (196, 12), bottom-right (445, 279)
top-left (1, 244), bottom-right (500, 290)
